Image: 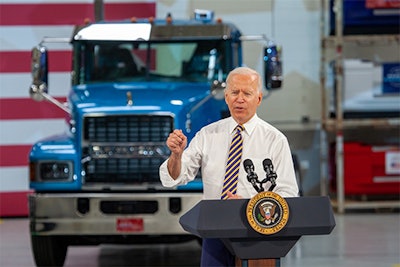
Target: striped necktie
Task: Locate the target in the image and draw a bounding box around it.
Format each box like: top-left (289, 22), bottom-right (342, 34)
top-left (221, 124), bottom-right (244, 200)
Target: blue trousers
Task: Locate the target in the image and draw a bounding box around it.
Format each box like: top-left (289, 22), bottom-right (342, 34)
top-left (200, 238), bottom-right (235, 267)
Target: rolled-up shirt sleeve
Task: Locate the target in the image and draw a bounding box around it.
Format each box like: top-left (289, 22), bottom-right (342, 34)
top-left (159, 159), bottom-right (184, 187)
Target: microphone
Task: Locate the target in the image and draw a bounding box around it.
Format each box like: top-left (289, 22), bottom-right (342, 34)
top-left (262, 158), bottom-right (277, 191)
top-left (243, 159), bottom-right (263, 193)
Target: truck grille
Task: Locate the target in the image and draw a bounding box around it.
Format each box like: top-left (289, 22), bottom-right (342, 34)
top-left (84, 115), bottom-right (172, 143)
top-left (83, 115), bottom-right (173, 184)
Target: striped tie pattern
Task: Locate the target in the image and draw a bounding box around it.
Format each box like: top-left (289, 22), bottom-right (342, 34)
top-left (221, 125), bottom-right (244, 200)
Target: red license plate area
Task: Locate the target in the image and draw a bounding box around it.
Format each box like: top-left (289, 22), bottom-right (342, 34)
top-left (116, 218), bottom-right (144, 232)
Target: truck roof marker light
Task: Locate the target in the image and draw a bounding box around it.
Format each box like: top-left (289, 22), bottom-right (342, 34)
top-left (148, 17), bottom-right (154, 24)
top-left (166, 13), bottom-right (173, 24)
top-left (84, 18), bottom-right (91, 25)
top-left (130, 17), bottom-right (137, 23)
top-left (216, 18), bottom-right (223, 24)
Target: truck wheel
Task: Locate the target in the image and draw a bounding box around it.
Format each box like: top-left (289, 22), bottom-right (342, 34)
top-left (31, 235), bottom-right (67, 267)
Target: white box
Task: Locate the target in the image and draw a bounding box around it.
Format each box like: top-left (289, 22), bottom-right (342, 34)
top-left (343, 59), bottom-right (375, 101)
top-left (329, 59), bottom-right (400, 113)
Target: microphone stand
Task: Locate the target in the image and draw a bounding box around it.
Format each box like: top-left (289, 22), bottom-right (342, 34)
top-left (267, 172), bottom-right (277, 192)
top-left (247, 173), bottom-right (263, 193)
top-left (260, 170), bottom-right (277, 191)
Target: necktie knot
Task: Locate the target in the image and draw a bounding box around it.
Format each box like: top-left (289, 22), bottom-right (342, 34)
top-left (236, 124), bottom-right (244, 133)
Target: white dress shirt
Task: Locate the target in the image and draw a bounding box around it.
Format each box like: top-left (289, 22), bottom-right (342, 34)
top-left (159, 114), bottom-right (299, 199)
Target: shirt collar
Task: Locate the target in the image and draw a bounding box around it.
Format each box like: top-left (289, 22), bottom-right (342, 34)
top-left (228, 114), bottom-right (258, 136)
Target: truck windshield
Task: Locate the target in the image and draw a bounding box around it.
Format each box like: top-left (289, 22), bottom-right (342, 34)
top-left (75, 40), bottom-right (231, 84)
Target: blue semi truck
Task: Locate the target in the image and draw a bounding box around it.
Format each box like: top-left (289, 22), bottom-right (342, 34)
top-left (28, 8), bottom-right (282, 267)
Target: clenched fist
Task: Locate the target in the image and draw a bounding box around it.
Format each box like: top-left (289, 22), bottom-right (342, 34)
top-left (166, 129), bottom-right (187, 156)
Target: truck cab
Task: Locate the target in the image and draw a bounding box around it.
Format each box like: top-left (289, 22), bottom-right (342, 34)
top-left (28, 10), bottom-right (282, 267)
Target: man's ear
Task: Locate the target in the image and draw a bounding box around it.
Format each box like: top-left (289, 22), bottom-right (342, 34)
top-left (257, 92), bottom-right (262, 106)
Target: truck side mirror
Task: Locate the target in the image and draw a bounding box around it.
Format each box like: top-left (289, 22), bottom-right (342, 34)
top-left (30, 45), bottom-right (49, 101)
top-left (263, 43), bottom-right (282, 90)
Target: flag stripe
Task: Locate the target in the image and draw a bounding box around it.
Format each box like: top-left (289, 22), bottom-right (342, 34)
top-left (0, 167), bottom-right (29, 191)
top-left (0, 51), bottom-right (72, 73)
top-left (0, 191), bottom-right (32, 217)
top-left (0, 3), bottom-right (156, 26)
top-left (0, 73), bottom-right (69, 98)
top-left (0, 145), bottom-right (32, 167)
top-left (1, 119), bottom-right (67, 145)
top-left (0, 97), bottom-right (68, 120)
top-left (1, 25), bottom-right (74, 51)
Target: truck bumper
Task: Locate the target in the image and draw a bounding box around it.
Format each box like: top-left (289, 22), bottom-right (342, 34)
top-left (28, 192), bottom-right (202, 238)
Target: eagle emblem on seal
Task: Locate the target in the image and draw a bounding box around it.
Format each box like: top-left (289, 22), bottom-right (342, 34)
top-left (246, 191), bottom-right (289, 235)
top-left (257, 201), bottom-right (279, 225)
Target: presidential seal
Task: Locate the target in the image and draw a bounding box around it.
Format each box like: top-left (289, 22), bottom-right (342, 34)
top-left (246, 191), bottom-right (289, 235)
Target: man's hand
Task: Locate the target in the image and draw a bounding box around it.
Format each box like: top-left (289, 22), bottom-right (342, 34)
top-left (166, 129), bottom-right (187, 179)
top-left (166, 129), bottom-right (187, 155)
top-left (226, 192), bottom-right (243, 199)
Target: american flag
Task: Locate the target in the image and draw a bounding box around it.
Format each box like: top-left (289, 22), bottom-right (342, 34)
top-left (0, 0), bottom-right (156, 216)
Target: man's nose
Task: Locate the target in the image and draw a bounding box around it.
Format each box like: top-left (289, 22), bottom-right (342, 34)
top-left (236, 92), bottom-right (245, 102)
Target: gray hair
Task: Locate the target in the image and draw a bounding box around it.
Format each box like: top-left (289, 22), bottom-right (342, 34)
top-left (225, 66), bottom-right (263, 92)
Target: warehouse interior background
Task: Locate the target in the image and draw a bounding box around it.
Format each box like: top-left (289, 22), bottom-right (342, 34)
top-left (0, 0), bottom-right (399, 266)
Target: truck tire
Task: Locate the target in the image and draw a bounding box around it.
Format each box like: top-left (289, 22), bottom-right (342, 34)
top-left (31, 235), bottom-right (67, 267)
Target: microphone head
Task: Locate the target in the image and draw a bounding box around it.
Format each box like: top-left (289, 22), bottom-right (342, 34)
top-left (262, 158), bottom-right (273, 174)
top-left (263, 158), bottom-right (272, 167)
top-left (243, 159), bottom-right (254, 173)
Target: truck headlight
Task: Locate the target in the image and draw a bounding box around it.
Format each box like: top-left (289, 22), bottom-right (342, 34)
top-left (31, 161), bottom-right (73, 182)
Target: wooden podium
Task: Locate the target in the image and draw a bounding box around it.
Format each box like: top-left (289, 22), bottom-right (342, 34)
top-left (179, 196), bottom-right (336, 267)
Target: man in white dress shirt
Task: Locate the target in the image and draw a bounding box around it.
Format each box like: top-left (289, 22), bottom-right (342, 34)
top-left (159, 66), bottom-right (299, 266)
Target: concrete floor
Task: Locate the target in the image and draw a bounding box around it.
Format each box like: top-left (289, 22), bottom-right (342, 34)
top-left (1, 212), bottom-right (399, 267)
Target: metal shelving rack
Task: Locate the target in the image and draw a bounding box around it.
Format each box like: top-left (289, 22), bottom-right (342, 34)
top-left (320, 0), bottom-right (400, 213)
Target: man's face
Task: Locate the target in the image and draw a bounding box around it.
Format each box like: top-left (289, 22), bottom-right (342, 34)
top-left (225, 73), bottom-right (262, 125)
